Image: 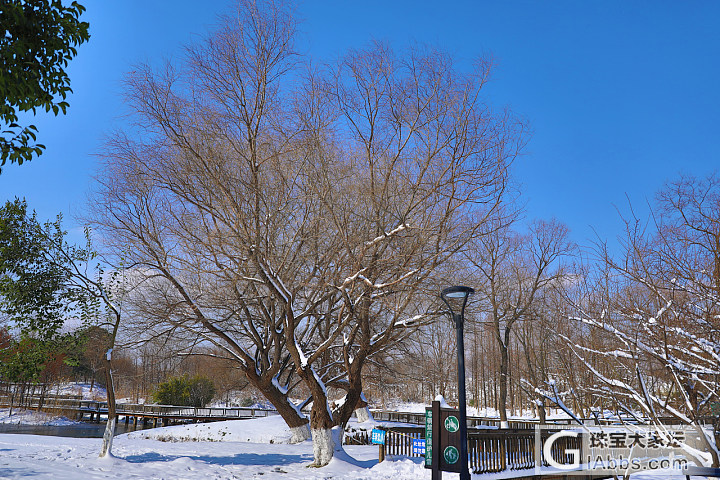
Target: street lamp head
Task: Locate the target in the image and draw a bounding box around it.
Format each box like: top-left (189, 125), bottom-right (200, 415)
top-left (440, 285), bottom-right (475, 322)
top-left (442, 285), bottom-right (475, 299)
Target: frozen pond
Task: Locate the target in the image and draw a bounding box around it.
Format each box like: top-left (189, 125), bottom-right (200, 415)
top-left (0, 420), bottom-right (155, 438)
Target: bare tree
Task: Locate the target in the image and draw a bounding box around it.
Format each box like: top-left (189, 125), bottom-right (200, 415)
top-left (568, 173), bottom-right (720, 467)
top-left (468, 215), bottom-right (573, 426)
top-left (516, 304), bottom-right (554, 423)
top-left (90, 0), bottom-right (524, 466)
top-left (27, 225), bottom-right (129, 457)
top-left (92, 0), bottom-right (315, 446)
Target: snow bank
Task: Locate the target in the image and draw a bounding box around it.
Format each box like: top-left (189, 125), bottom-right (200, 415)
top-left (55, 383), bottom-right (108, 400)
top-left (123, 415), bottom-right (299, 444)
top-left (0, 408), bottom-right (77, 426)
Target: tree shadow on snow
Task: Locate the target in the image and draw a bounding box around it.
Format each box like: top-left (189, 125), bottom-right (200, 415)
top-left (0, 467), bottom-right (33, 477)
top-left (122, 451), bottom-right (311, 466)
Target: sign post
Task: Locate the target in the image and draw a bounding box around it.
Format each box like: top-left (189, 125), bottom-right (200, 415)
top-left (425, 400), bottom-right (469, 479)
top-left (371, 428), bottom-right (386, 462)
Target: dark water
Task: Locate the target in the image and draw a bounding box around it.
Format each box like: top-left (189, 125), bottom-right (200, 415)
top-left (0, 420), bottom-right (156, 438)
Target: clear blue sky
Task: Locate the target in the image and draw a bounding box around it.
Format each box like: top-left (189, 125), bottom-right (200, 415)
top-left (1, 0), bottom-right (718, 248)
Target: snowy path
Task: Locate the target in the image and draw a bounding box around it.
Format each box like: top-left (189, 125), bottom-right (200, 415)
top-left (0, 413), bottom-right (692, 480)
top-left (0, 432), bottom-right (693, 480)
top-left (0, 433), bottom-right (427, 479)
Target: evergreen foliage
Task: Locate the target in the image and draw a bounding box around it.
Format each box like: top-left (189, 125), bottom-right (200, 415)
top-left (0, 198), bottom-right (88, 340)
top-left (151, 375), bottom-right (216, 407)
top-left (0, 0), bottom-right (90, 169)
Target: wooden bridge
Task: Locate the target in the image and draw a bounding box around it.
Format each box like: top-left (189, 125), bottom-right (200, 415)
top-left (79, 401), bottom-right (275, 427)
top-left (360, 411), bottom-right (713, 478)
top-left (0, 394), bottom-right (275, 427)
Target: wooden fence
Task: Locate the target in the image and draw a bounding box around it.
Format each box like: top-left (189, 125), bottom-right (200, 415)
top-left (0, 394), bottom-right (275, 424)
top-left (370, 410), bottom-right (577, 429)
top-left (371, 425), bottom-right (582, 474)
top-left (369, 410), bottom-right (717, 429)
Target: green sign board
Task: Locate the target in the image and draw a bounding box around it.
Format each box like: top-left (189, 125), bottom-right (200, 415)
top-left (425, 401), bottom-right (465, 475)
top-left (443, 446), bottom-right (459, 465)
top-left (425, 408), bottom-right (433, 467)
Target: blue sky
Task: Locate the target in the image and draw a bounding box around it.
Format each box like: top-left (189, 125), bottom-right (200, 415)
top-left (1, 0), bottom-right (718, 249)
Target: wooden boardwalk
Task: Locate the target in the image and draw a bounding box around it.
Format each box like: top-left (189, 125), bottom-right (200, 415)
top-left (0, 394), bottom-right (275, 427)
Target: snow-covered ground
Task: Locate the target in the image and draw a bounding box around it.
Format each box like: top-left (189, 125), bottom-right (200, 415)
top-left (0, 408), bottom-right (76, 426)
top-left (0, 415), bottom-right (424, 479)
top-left (0, 414), bottom-right (691, 480)
top-left (0, 408), bottom-right (696, 479)
top-left (54, 382), bottom-right (108, 400)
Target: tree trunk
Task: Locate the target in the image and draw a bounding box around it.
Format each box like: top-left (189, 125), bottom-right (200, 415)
top-left (499, 343), bottom-right (509, 427)
top-left (311, 426), bottom-right (346, 468)
top-left (258, 375), bottom-right (310, 443)
top-left (537, 396), bottom-right (547, 424)
top-left (310, 397), bottom-right (335, 466)
top-left (353, 394), bottom-right (373, 423)
top-left (99, 356), bottom-right (116, 457)
top-left (333, 361), bottom-right (365, 427)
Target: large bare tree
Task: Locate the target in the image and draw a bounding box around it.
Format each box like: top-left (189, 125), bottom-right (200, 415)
top-left (90, 0), bottom-right (524, 465)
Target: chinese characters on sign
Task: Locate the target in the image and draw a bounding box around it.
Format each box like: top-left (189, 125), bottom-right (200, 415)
top-left (370, 428), bottom-right (386, 445)
top-left (413, 438), bottom-right (426, 456)
top-left (588, 430), bottom-right (686, 449)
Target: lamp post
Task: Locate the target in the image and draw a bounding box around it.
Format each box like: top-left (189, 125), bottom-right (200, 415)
top-left (441, 285), bottom-right (474, 480)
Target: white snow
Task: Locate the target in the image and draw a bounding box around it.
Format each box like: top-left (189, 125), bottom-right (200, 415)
top-left (125, 415), bottom-right (297, 444)
top-left (0, 413), bottom-right (432, 479)
top-left (435, 395), bottom-right (451, 408)
top-left (0, 407), bottom-right (706, 479)
top-left (383, 402), bottom-right (573, 420)
top-left (0, 408), bottom-right (77, 426)
top-left (53, 382), bottom-right (108, 400)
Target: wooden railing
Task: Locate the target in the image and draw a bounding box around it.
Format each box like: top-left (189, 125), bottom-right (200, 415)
top-left (0, 395), bottom-right (275, 421)
top-left (469, 429), bottom-right (581, 473)
top-left (370, 410), bottom-right (578, 429)
top-left (372, 425), bottom-right (582, 474)
top-left (383, 426), bottom-right (426, 457)
top-left (0, 392), bottom-right (83, 412)
top-left (370, 410), bottom-right (718, 428)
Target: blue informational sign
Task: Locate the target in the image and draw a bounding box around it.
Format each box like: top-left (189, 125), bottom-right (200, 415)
top-left (412, 438), bottom-right (426, 456)
top-left (370, 428), bottom-right (386, 445)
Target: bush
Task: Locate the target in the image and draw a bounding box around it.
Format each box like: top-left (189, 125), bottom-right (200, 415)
top-left (151, 375), bottom-right (216, 407)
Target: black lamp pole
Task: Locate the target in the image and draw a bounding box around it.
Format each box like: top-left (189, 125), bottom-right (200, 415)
top-left (441, 285), bottom-right (474, 480)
